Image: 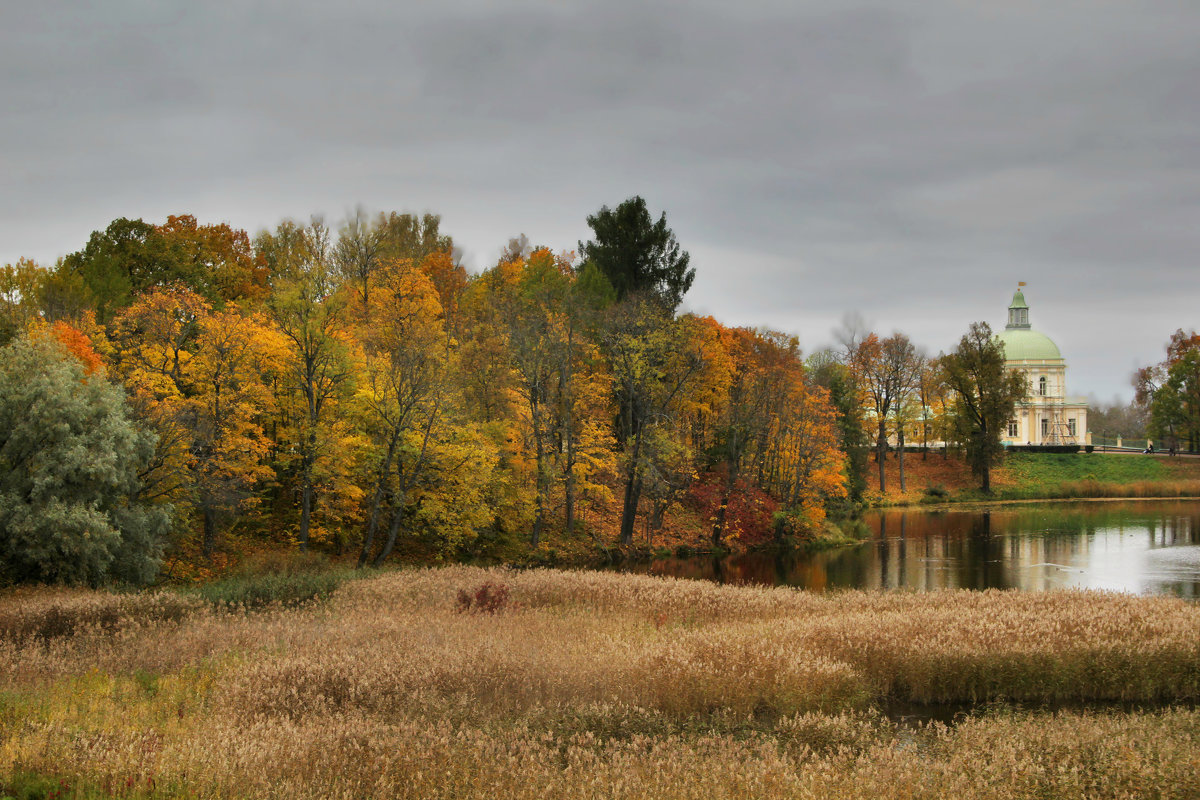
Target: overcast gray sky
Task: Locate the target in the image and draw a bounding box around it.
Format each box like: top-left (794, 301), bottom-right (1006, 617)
top-left (4, 0), bottom-right (1197, 402)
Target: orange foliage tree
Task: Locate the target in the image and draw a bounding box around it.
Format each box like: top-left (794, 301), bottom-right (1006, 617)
top-left (698, 326), bottom-right (846, 544)
top-left (851, 332), bottom-right (921, 493)
top-left (109, 286), bottom-right (286, 555)
top-left (157, 214), bottom-right (270, 304)
top-left (45, 320), bottom-right (104, 375)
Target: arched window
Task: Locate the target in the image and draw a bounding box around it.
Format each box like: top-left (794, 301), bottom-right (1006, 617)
top-left (1039, 376), bottom-right (1047, 396)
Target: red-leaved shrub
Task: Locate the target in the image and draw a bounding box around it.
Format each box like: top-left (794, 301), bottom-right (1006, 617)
top-left (455, 582), bottom-right (511, 614)
top-left (686, 470), bottom-right (780, 545)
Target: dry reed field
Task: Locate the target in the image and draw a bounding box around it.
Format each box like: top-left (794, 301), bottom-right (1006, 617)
top-left (3, 568), bottom-right (1200, 799)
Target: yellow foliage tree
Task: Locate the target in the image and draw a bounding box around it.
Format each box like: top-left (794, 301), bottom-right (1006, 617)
top-left (264, 219), bottom-right (357, 551)
top-left (353, 259), bottom-right (505, 561)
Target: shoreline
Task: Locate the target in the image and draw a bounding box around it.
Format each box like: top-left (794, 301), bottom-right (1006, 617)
top-left (512, 495), bottom-right (1200, 568)
top-left (880, 494), bottom-right (1200, 512)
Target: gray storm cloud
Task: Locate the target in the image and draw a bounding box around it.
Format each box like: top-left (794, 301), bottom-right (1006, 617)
top-left (3, 0), bottom-right (1197, 400)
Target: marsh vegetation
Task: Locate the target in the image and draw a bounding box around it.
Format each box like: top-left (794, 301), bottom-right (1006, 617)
top-left (3, 568), bottom-right (1200, 798)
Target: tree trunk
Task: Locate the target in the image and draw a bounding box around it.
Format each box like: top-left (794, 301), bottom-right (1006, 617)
top-left (358, 433), bottom-right (398, 569)
top-left (877, 429), bottom-right (888, 493)
top-left (619, 475), bottom-right (643, 547)
top-left (563, 326), bottom-right (576, 533)
top-left (298, 476), bottom-right (313, 552)
top-left (980, 423), bottom-right (992, 493)
top-left (564, 433), bottom-right (576, 532)
top-left (618, 426), bottom-right (645, 547)
top-left (202, 506), bottom-right (217, 558)
top-left (299, 389), bottom-right (318, 552)
top-left (372, 495), bottom-right (406, 567)
top-left (711, 462), bottom-right (738, 549)
top-left (650, 500), bottom-right (667, 532)
top-left (365, 398), bottom-right (440, 567)
top-left (711, 488), bottom-right (731, 549)
top-left (898, 429), bottom-right (906, 492)
top-left (531, 398), bottom-right (546, 548)
top-left (531, 497), bottom-right (545, 547)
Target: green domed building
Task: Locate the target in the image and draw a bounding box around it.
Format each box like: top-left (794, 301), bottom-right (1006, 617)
top-left (997, 288), bottom-right (1088, 446)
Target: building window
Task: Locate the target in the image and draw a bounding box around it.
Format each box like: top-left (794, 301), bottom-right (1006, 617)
top-left (1041, 418), bottom-right (1049, 438)
top-left (1008, 420), bottom-right (1018, 437)
top-left (1038, 376), bottom-right (1047, 396)
top-left (1068, 418), bottom-right (1076, 437)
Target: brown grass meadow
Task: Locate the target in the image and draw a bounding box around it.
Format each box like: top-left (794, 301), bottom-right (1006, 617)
top-left (3, 568), bottom-right (1200, 798)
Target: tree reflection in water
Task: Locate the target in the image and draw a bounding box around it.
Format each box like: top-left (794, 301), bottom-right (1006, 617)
top-left (623, 501), bottom-right (1200, 596)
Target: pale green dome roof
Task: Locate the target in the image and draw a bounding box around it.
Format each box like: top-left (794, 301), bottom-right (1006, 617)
top-left (999, 286), bottom-right (1062, 361)
top-left (997, 327), bottom-right (1062, 362)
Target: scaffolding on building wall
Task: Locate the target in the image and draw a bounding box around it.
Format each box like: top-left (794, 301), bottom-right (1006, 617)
top-left (1042, 400), bottom-right (1074, 445)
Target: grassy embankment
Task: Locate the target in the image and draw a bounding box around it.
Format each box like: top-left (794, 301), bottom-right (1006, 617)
top-left (870, 451), bottom-right (1200, 506)
top-left (3, 567), bottom-right (1200, 799)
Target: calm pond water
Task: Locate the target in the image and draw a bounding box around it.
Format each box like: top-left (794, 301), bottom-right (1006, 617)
top-left (625, 500), bottom-right (1200, 597)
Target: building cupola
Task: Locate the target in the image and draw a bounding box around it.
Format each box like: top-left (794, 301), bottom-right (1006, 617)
top-left (1007, 287), bottom-right (1030, 330)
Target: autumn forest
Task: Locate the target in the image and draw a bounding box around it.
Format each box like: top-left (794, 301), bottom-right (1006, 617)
top-left (1, 197), bottom-right (987, 586)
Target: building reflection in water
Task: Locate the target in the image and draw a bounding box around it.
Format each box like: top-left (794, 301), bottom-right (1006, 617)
top-left (630, 501), bottom-right (1200, 597)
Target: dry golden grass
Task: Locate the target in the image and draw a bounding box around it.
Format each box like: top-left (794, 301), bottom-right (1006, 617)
top-left (3, 568), bottom-right (1200, 798)
top-left (0, 586), bottom-right (201, 644)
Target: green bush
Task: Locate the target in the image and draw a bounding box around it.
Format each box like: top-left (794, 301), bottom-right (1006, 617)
top-left (193, 569), bottom-right (350, 609)
top-left (0, 336), bottom-right (172, 586)
top-left (1, 772), bottom-right (88, 800)
top-left (189, 554), bottom-right (363, 609)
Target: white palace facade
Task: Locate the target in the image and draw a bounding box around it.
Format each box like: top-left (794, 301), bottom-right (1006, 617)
top-left (997, 289), bottom-right (1089, 446)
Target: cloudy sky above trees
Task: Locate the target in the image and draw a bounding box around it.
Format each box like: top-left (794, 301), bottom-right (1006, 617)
top-left (4, 0), bottom-right (1197, 400)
